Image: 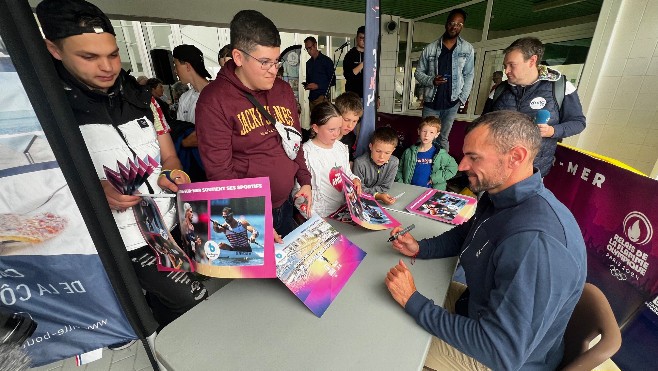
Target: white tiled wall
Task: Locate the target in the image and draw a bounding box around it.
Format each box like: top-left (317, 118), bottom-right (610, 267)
top-left (378, 14), bottom-right (400, 114)
top-left (578, 0), bottom-right (658, 176)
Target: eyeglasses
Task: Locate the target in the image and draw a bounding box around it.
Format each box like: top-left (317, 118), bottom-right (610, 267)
top-left (448, 21), bottom-right (464, 28)
top-left (238, 49), bottom-right (283, 70)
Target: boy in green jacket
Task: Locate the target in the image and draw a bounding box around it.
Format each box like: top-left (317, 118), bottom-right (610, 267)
top-left (396, 116), bottom-right (458, 190)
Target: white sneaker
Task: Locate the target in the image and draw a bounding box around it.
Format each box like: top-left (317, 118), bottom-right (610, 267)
top-left (107, 340), bottom-right (136, 350)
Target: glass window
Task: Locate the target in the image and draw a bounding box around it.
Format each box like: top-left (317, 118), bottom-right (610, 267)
top-left (474, 50), bottom-right (504, 115)
top-left (394, 21), bottom-right (409, 112)
top-left (330, 36), bottom-right (350, 100)
top-left (406, 3), bottom-right (485, 113)
top-left (148, 23), bottom-right (173, 49)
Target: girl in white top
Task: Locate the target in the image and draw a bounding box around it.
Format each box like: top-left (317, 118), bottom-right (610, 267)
top-left (298, 102), bottom-right (362, 217)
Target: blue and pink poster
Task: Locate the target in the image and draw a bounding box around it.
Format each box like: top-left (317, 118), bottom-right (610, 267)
top-left (275, 215), bottom-right (366, 317)
top-left (0, 38), bottom-right (135, 366)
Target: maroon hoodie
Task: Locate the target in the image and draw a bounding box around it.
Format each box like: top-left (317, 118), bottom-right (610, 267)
top-left (196, 60), bottom-right (311, 208)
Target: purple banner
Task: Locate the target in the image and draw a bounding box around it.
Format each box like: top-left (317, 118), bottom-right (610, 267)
top-left (544, 145), bottom-right (658, 324)
top-left (355, 0), bottom-right (380, 157)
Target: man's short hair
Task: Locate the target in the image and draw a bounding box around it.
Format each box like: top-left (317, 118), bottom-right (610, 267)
top-left (493, 71), bottom-right (504, 78)
top-left (447, 8), bottom-right (467, 22)
top-left (304, 36), bottom-right (318, 45)
top-left (504, 37), bottom-right (545, 63)
top-left (230, 10), bottom-right (281, 53)
top-left (335, 92), bottom-right (363, 116)
top-left (370, 127), bottom-right (398, 147)
top-left (146, 78), bottom-right (162, 91)
top-left (419, 116), bottom-right (441, 131)
top-left (222, 207), bottom-right (233, 216)
top-left (466, 111), bottom-right (541, 158)
top-left (357, 26), bottom-right (365, 35)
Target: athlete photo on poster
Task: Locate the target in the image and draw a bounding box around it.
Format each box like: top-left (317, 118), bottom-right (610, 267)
top-left (406, 189), bottom-right (476, 225)
top-left (134, 196), bottom-right (193, 272)
top-left (339, 169), bottom-right (400, 230)
top-left (177, 177), bottom-right (275, 278)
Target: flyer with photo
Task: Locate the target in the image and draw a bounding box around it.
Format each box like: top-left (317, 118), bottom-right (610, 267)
top-left (275, 214), bottom-right (366, 317)
top-left (340, 170), bottom-right (400, 230)
top-left (177, 177), bottom-right (275, 278)
top-left (406, 189), bottom-right (477, 225)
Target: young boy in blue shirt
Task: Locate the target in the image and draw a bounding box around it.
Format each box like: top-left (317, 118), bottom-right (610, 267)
top-left (353, 127), bottom-right (399, 205)
top-left (396, 116), bottom-right (458, 190)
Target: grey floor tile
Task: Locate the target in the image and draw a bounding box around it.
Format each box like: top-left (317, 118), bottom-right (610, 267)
top-left (60, 356), bottom-right (84, 371)
top-left (108, 355), bottom-right (136, 371)
top-left (28, 360), bottom-right (63, 371)
top-left (108, 344), bottom-right (138, 363)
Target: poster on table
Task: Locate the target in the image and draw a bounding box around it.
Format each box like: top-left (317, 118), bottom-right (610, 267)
top-left (339, 170), bottom-right (400, 230)
top-left (405, 189), bottom-right (477, 225)
top-left (0, 42), bottom-right (135, 366)
top-left (275, 214), bottom-right (366, 317)
top-left (176, 177), bottom-right (275, 278)
top-left (544, 144), bottom-right (658, 327)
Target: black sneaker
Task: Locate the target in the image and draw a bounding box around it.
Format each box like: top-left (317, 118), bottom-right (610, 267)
top-left (107, 340), bottom-right (136, 350)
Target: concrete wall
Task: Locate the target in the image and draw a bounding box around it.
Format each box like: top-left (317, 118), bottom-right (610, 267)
top-left (577, 0), bottom-right (658, 177)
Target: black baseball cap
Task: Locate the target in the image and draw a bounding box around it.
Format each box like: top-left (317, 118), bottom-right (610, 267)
top-left (173, 44), bottom-right (212, 79)
top-left (36, 0), bottom-right (115, 40)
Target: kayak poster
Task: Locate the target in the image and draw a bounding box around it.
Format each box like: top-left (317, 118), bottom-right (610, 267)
top-left (275, 214), bottom-right (366, 317)
top-left (177, 177), bottom-right (275, 278)
top-left (406, 189), bottom-right (477, 225)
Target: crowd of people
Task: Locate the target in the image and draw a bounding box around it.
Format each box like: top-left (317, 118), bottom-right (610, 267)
top-left (33, 0), bottom-right (590, 368)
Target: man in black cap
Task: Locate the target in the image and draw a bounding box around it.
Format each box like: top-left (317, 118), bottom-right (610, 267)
top-left (173, 44), bottom-right (211, 125)
top-left (36, 0), bottom-right (207, 337)
top-left (171, 44), bottom-right (211, 181)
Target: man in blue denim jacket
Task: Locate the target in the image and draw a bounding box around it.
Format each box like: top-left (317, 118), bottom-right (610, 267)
top-left (414, 8), bottom-right (474, 152)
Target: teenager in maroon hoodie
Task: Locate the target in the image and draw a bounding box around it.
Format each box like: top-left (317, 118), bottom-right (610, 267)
top-left (196, 10), bottom-right (312, 241)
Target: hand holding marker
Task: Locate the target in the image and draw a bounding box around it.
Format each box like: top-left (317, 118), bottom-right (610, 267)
top-left (388, 224), bottom-right (415, 242)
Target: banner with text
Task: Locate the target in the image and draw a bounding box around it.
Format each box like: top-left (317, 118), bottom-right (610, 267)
top-left (0, 44), bottom-right (135, 366)
top-left (356, 0), bottom-right (380, 157)
top-left (544, 145), bottom-right (658, 327)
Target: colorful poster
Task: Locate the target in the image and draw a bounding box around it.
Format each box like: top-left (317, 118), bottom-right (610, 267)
top-left (0, 42), bottom-right (135, 366)
top-left (275, 214), bottom-right (366, 317)
top-left (328, 204), bottom-right (357, 226)
top-left (544, 145), bottom-right (658, 327)
top-left (406, 189), bottom-right (477, 225)
top-left (340, 170), bottom-right (400, 230)
top-left (177, 177), bottom-right (275, 278)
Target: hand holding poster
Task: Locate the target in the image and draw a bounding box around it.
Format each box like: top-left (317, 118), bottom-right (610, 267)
top-left (339, 170), bottom-right (400, 230)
